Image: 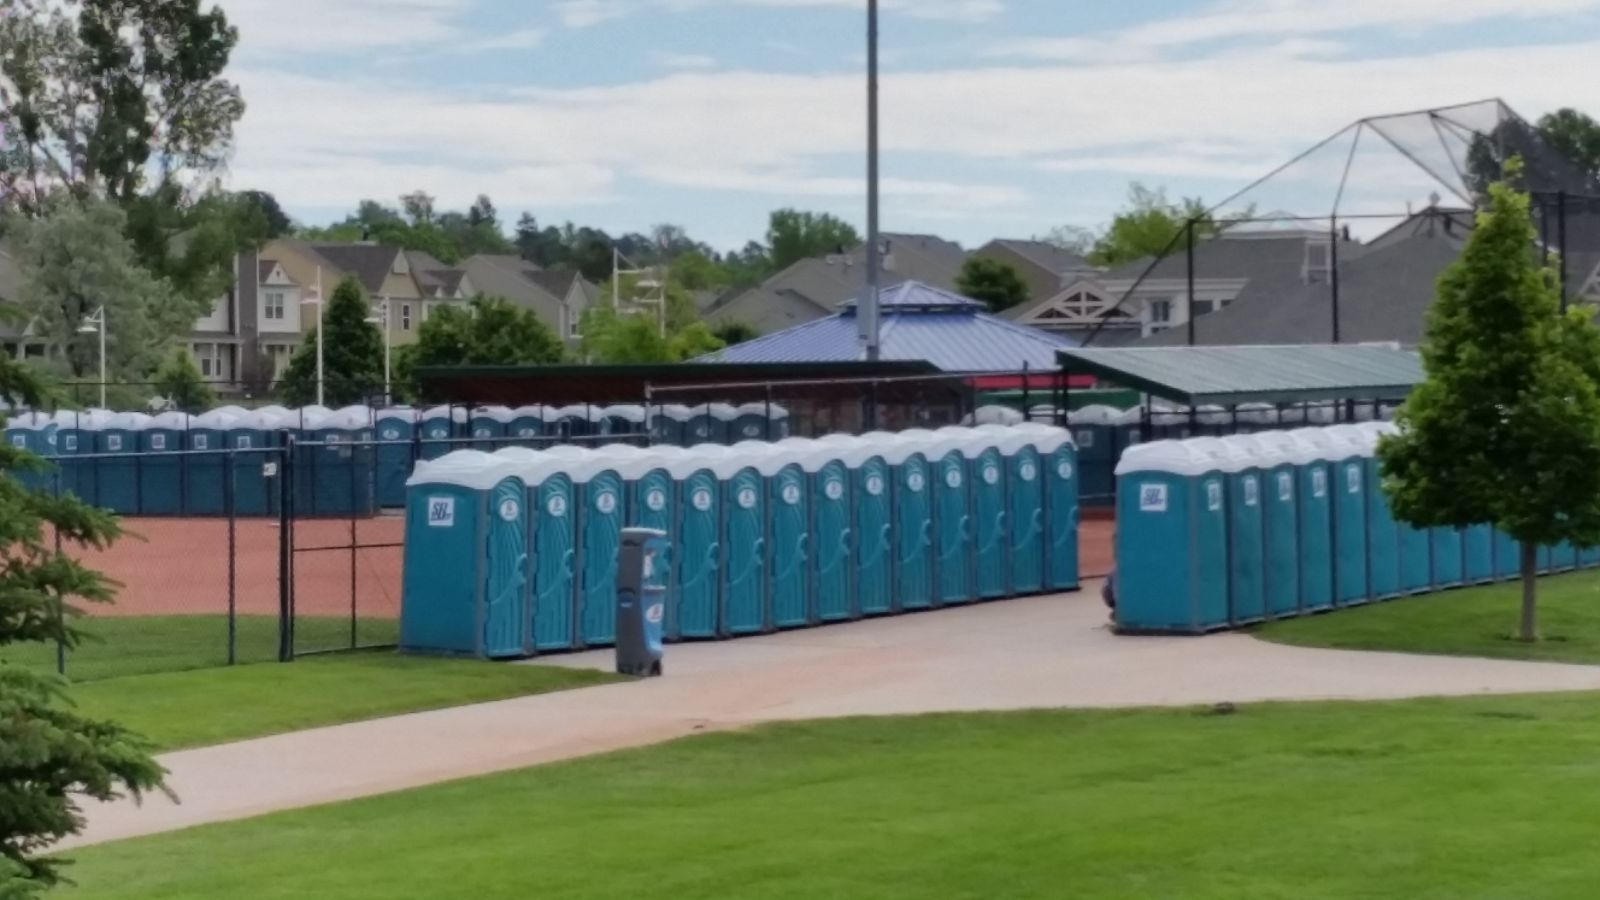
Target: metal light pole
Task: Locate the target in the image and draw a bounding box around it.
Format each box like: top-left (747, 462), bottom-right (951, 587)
top-left (300, 266), bottom-right (325, 407)
top-left (77, 307), bottom-right (107, 408)
top-left (365, 299), bottom-right (391, 406)
top-left (861, 0), bottom-right (882, 362)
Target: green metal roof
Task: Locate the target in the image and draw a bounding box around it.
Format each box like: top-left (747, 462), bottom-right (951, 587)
top-left (1056, 344), bottom-right (1423, 406)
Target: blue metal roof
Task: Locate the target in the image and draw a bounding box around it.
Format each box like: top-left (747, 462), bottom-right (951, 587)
top-left (699, 280), bottom-right (1078, 372)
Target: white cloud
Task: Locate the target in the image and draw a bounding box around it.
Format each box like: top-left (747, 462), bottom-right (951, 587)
top-left (216, 0), bottom-right (473, 53)
top-left (992, 0), bottom-right (1600, 60)
top-left (651, 52), bottom-right (718, 70)
top-left (466, 27), bottom-right (548, 50)
top-left (556, 0), bottom-right (631, 27)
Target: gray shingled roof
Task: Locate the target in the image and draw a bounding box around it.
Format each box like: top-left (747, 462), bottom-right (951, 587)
top-left (307, 243), bottom-right (403, 294)
top-left (995, 239), bottom-right (1089, 274)
top-left (1140, 229), bottom-right (1465, 347)
top-left (460, 254), bottom-right (567, 325)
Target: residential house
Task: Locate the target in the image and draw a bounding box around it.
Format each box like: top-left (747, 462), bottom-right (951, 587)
top-left (971, 239), bottom-right (1095, 310)
top-left (1004, 223), bottom-right (1359, 345)
top-left (706, 233), bottom-right (968, 336)
top-left (459, 254), bottom-right (596, 346)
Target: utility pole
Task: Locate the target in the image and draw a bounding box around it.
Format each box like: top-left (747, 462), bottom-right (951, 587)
top-left (862, 0), bottom-right (882, 362)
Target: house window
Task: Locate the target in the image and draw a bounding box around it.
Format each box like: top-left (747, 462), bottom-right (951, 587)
top-left (194, 343), bottom-right (216, 378)
top-left (1149, 300), bottom-right (1172, 324)
top-left (400, 304), bottom-right (412, 331)
top-left (1192, 299), bottom-right (1215, 317)
top-left (567, 307), bottom-right (581, 339)
top-left (264, 291), bottom-right (285, 320)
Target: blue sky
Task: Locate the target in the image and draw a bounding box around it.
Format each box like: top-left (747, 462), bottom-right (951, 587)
top-left (217, 0), bottom-right (1600, 251)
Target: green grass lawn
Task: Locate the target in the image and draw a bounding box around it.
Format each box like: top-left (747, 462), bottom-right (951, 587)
top-left (1258, 569), bottom-right (1600, 664)
top-left (0, 615), bottom-right (399, 682)
top-left (63, 653), bottom-right (619, 751)
top-left (56, 693), bottom-right (1600, 900)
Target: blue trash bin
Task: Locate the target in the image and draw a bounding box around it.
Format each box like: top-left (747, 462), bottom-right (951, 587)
top-left (400, 451), bottom-right (530, 659)
top-left (1114, 441), bottom-right (1229, 633)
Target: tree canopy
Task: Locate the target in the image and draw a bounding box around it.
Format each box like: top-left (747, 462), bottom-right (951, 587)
top-left (152, 347), bottom-right (216, 414)
top-left (1379, 164), bottom-right (1600, 642)
top-left (1536, 108), bottom-right (1600, 184)
top-left (278, 276), bottom-right (384, 407)
top-left (766, 209), bottom-right (859, 272)
top-left (0, 354), bottom-right (166, 897)
top-left (1086, 184), bottom-right (1221, 267)
top-left (395, 296), bottom-right (565, 398)
top-left (956, 257), bottom-right (1031, 313)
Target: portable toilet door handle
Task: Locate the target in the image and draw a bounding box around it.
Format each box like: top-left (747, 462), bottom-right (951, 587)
top-left (562, 549), bottom-right (576, 579)
top-left (920, 521), bottom-right (933, 550)
top-left (731, 538), bottom-right (766, 584)
top-left (797, 533), bottom-right (810, 563)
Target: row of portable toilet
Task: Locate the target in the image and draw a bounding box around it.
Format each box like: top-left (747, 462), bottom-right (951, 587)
top-left (399, 425), bottom-right (1081, 659)
top-left (645, 403), bottom-right (791, 446)
top-left (5, 405), bottom-right (378, 517)
top-left (1112, 423), bottom-right (1580, 634)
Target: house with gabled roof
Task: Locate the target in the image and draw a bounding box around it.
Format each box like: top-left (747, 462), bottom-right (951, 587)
top-left (459, 254), bottom-right (597, 347)
top-left (971, 239), bottom-right (1095, 311)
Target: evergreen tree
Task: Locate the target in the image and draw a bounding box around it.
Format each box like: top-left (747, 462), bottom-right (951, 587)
top-left (278, 277), bottom-right (384, 407)
top-left (1380, 163), bottom-right (1600, 641)
top-left (0, 357), bottom-right (166, 897)
top-left (152, 348), bottom-right (216, 414)
top-left (956, 257), bottom-right (1031, 312)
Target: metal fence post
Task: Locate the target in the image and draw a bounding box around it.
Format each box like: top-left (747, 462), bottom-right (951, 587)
top-left (52, 467), bottom-right (66, 677)
top-left (226, 448), bottom-right (237, 665)
top-left (277, 440), bottom-right (294, 662)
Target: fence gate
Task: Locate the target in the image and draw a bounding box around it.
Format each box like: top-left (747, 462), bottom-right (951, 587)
top-left (286, 437), bottom-right (405, 657)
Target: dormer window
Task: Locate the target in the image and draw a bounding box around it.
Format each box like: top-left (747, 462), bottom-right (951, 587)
top-left (1305, 240), bottom-right (1332, 284)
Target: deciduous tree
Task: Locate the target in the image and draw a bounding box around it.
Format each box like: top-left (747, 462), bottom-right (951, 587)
top-left (956, 257), bottom-right (1031, 313)
top-left (278, 276), bottom-right (384, 407)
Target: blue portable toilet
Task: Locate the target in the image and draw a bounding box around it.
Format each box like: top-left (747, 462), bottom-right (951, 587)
top-left (567, 450), bottom-right (629, 647)
top-left (848, 441), bottom-right (894, 615)
top-left (1114, 441), bottom-right (1229, 633)
top-left (185, 409), bottom-right (237, 515)
top-left (720, 446), bottom-right (768, 635)
top-left (94, 412), bottom-right (148, 515)
top-left (683, 405), bottom-right (718, 447)
top-left (505, 405), bottom-right (550, 446)
top-left (602, 405), bottom-right (647, 441)
top-left (1352, 423), bottom-right (1401, 599)
top-left (47, 410), bottom-right (86, 499)
top-left (932, 434), bottom-right (975, 606)
top-left (227, 407), bottom-right (290, 518)
top-left (419, 406), bottom-right (466, 460)
top-left (1068, 405), bottom-right (1119, 506)
top-left (554, 404), bottom-right (596, 442)
top-left (1284, 429), bottom-right (1337, 613)
top-left (997, 428), bottom-right (1047, 596)
top-left (730, 403), bottom-right (776, 442)
top-left (765, 447), bottom-right (812, 628)
top-left (469, 406), bottom-right (514, 452)
top-left (807, 442), bottom-right (855, 622)
top-left (514, 453), bottom-right (580, 652)
top-left (665, 446), bottom-right (727, 639)
top-left (967, 406), bottom-right (1024, 427)
top-left (400, 451), bottom-right (530, 659)
top-left (1242, 432), bottom-right (1302, 618)
top-left (299, 407), bottom-right (376, 517)
top-left (649, 405), bottom-right (692, 447)
top-left (767, 405), bottom-right (791, 440)
top-left (6, 411), bottom-right (54, 492)
top-left (138, 411), bottom-right (190, 516)
top-left (1321, 425), bottom-right (1372, 607)
top-left (885, 432), bottom-right (935, 611)
top-left (966, 431), bottom-right (1010, 600)
top-left (1038, 427), bottom-right (1080, 592)
top-left (708, 404), bottom-right (740, 445)
top-left (1432, 525), bottom-right (1466, 588)
top-left (1550, 538), bottom-right (1579, 573)
top-left (375, 408), bottom-right (418, 509)
top-left (1212, 436), bottom-right (1266, 624)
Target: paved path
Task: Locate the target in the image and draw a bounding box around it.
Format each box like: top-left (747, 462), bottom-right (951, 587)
top-left (67, 589), bottom-right (1600, 848)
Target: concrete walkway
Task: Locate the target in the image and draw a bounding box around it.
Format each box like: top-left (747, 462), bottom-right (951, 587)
top-left (67, 589), bottom-right (1600, 848)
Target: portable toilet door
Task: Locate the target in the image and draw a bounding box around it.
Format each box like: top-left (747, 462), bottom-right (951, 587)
top-left (1068, 405), bottom-right (1118, 506)
top-left (721, 453), bottom-right (768, 635)
top-left (375, 408), bottom-right (417, 508)
top-left (1431, 527), bottom-right (1466, 588)
top-left (769, 453), bottom-right (812, 628)
top-left (507, 405), bottom-right (548, 447)
top-left (525, 463), bottom-right (578, 652)
top-left (470, 406), bottom-right (513, 452)
top-left (482, 475), bottom-right (531, 657)
top-left (1286, 430), bottom-right (1336, 613)
top-left (1322, 427), bottom-right (1371, 607)
top-left (1353, 424), bottom-right (1400, 600)
top-left (650, 405), bottom-right (691, 447)
top-left (185, 411), bottom-right (231, 516)
top-left (670, 451), bottom-right (723, 639)
top-left (556, 404), bottom-right (595, 443)
top-left (810, 448), bottom-right (854, 622)
top-left (1114, 442), bottom-right (1228, 633)
top-left (1551, 537), bottom-right (1579, 573)
top-left (1040, 433), bottom-right (1080, 592)
top-left (5, 412), bottom-right (46, 493)
top-left (1397, 516), bottom-right (1434, 595)
top-left (1003, 432), bottom-right (1046, 596)
top-left (889, 441), bottom-right (935, 610)
top-left (307, 407), bottom-right (375, 517)
top-left (45, 411), bottom-right (81, 499)
top-left (140, 412), bottom-right (189, 516)
top-left (767, 405), bottom-right (791, 440)
top-left (1216, 436), bottom-right (1266, 624)
top-left (732, 403), bottom-right (774, 442)
top-left (709, 404), bottom-right (740, 445)
top-left (1493, 529), bottom-right (1520, 581)
top-left (853, 450), bottom-right (893, 615)
top-left (971, 437), bottom-right (1009, 599)
top-left (604, 405), bottom-right (647, 442)
top-left (933, 440), bottom-right (973, 605)
top-left (685, 405), bottom-right (718, 446)
top-left (96, 413), bottom-right (146, 515)
top-left (226, 409), bottom-right (281, 517)
top-left (1245, 433), bottom-right (1301, 619)
top-left (573, 457), bottom-right (627, 648)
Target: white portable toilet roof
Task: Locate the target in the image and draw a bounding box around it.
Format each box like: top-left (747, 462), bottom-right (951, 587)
top-left (1321, 424), bottom-right (1372, 456)
top-left (472, 406), bottom-right (518, 424)
top-left (103, 411), bottom-right (154, 431)
top-left (421, 405), bottom-right (468, 423)
top-left (149, 411), bottom-right (194, 431)
top-left (1184, 436), bottom-right (1252, 474)
top-left (555, 404), bottom-right (599, 420)
top-left (1115, 440), bottom-right (1213, 477)
top-left (194, 408), bottom-right (241, 429)
top-left (1286, 427), bottom-right (1343, 462)
top-left (1248, 430), bottom-right (1307, 466)
top-left (376, 406), bottom-right (417, 423)
top-left (654, 404), bottom-right (695, 422)
top-left (1068, 404), bottom-right (1120, 426)
top-left (603, 404), bottom-right (647, 423)
top-left (408, 450), bottom-right (516, 491)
